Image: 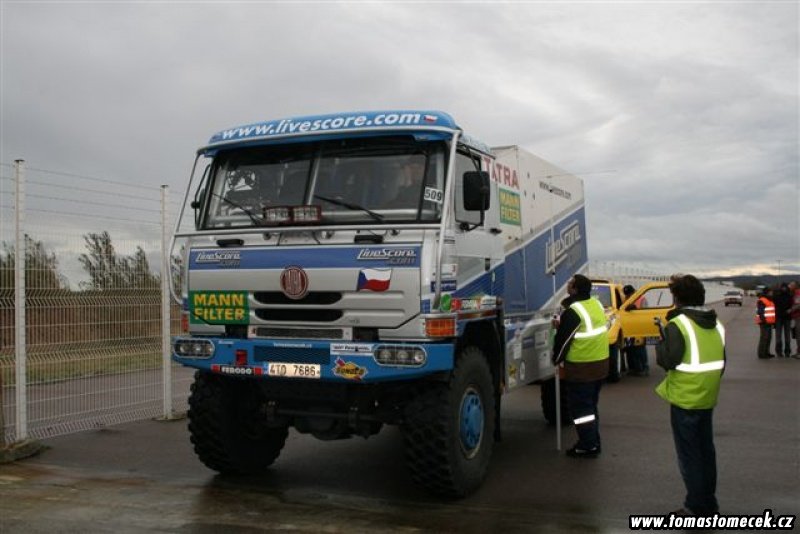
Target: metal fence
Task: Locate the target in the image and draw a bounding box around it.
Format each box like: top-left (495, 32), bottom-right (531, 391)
top-left (1, 160), bottom-right (192, 446)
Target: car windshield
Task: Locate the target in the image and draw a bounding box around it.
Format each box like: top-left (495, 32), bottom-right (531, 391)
top-left (725, 291), bottom-right (741, 296)
top-left (200, 137), bottom-right (446, 229)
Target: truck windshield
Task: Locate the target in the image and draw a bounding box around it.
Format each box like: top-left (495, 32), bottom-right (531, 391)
top-left (201, 137), bottom-right (446, 229)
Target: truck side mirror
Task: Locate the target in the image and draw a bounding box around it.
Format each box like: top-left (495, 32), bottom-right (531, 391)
top-left (463, 171), bottom-right (490, 211)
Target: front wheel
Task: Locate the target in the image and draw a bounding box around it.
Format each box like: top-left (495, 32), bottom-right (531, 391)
top-left (401, 346), bottom-right (496, 497)
top-left (188, 371), bottom-right (288, 475)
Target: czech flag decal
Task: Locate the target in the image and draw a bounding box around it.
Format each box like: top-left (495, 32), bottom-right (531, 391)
top-left (357, 268), bottom-right (392, 292)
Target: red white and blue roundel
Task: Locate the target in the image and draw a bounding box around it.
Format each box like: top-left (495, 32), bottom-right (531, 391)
top-left (357, 268), bottom-right (391, 292)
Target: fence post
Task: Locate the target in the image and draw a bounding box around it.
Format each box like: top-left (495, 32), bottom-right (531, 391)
top-left (14, 160), bottom-right (27, 442)
top-left (161, 185), bottom-right (173, 419)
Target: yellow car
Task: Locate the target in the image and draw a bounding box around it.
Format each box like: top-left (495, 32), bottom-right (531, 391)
top-left (591, 279), bottom-right (673, 381)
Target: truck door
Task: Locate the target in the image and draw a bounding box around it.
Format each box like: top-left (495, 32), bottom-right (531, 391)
top-left (452, 151), bottom-right (503, 292)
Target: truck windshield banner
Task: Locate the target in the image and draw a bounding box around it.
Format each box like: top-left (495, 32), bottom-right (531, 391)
top-left (208, 111), bottom-right (456, 145)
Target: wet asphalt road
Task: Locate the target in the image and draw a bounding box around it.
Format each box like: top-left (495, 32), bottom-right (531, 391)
top-left (0, 298), bottom-right (798, 533)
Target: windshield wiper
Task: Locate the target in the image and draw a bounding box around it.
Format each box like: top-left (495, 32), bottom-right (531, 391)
top-left (313, 195), bottom-right (384, 222)
top-left (211, 192), bottom-right (265, 226)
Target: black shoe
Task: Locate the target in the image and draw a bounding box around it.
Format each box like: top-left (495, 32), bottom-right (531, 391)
top-left (566, 445), bottom-right (600, 458)
top-left (670, 507), bottom-right (695, 516)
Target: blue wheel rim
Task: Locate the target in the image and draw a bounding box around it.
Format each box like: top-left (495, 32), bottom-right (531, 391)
top-left (460, 386), bottom-right (484, 458)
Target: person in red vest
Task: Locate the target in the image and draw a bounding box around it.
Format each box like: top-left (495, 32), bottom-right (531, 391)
top-left (755, 288), bottom-right (776, 359)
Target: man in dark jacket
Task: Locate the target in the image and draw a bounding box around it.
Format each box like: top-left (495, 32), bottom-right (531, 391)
top-left (553, 274), bottom-right (609, 458)
top-left (772, 283), bottom-right (793, 358)
top-left (655, 274), bottom-right (725, 517)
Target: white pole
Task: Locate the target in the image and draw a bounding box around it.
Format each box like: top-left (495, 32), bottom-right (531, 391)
top-left (547, 175), bottom-right (562, 451)
top-left (14, 160), bottom-right (27, 441)
top-left (160, 185), bottom-right (173, 419)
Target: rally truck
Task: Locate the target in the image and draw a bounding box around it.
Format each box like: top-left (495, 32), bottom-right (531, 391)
top-left (170, 111), bottom-right (588, 496)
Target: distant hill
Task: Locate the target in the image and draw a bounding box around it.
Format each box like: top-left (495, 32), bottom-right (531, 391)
top-left (702, 273), bottom-right (800, 290)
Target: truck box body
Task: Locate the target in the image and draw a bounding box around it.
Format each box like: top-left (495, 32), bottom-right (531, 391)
top-left (171, 111), bottom-right (588, 495)
top-left (492, 146), bottom-right (588, 389)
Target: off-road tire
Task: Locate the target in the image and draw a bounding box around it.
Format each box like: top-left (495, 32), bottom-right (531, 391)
top-left (188, 371), bottom-right (288, 475)
top-left (401, 346), bottom-right (495, 497)
top-left (541, 377), bottom-right (571, 426)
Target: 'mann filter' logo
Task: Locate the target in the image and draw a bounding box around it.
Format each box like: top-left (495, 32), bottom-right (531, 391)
top-left (545, 221), bottom-right (582, 273)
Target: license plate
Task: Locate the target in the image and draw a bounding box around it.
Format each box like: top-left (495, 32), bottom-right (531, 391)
top-left (267, 362), bottom-right (321, 379)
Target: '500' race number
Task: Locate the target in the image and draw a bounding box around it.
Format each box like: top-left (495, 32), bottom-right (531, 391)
top-left (268, 362), bottom-right (320, 379)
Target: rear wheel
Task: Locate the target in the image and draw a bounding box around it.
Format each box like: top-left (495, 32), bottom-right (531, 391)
top-left (188, 371), bottom-right (288, 475)
top-left (401, 346), bottom-right (495, 497)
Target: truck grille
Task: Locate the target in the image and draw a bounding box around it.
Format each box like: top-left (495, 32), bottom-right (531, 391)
top-left (253, 346), bottom-right (331, 364)
top-left (255, 309), bottom-right (343, 322)
top-left (253, 291), bottom-right (342, 305)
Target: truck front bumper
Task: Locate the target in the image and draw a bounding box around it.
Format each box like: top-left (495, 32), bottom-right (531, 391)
top-left (172, 337), bottom-right (455, 382)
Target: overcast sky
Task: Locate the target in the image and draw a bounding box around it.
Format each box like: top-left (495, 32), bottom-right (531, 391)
top-left (1, 1), bottom-right (798, 278)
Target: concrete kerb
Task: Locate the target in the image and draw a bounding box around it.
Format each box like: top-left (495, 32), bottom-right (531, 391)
top-left (0, 439), bottom-right (47, 464)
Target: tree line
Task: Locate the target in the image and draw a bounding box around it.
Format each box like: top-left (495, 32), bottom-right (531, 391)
top-left (0, 231), bottom-right (182, 292)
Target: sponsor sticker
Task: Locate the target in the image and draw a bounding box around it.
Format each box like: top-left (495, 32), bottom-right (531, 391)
top-left (499, 189), bottom-right (521, 226)
top-left (330, 343), bottom-right (374, 355)
top-left (190, 291), bottom-right (248, 324)
top-left (508, 363), bottom-right (518, 388)
top-left (332, 357), bottom-right (368, 381)
top-left (195, 250), bottom-right (241, 268)
top-left (212, 364), bottom-right (263, 376)
top-left (357, 248), bottom-right (418, 266)
top-left (430, 279), bottom-right (457, 292)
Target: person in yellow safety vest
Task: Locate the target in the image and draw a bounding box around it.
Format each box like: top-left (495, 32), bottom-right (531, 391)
top-left (755, 288), bottom-right (776, 359)
top-left (552, 274), bottom-right (609, 458)
top-left (655, 274), bottom-right (726, 517)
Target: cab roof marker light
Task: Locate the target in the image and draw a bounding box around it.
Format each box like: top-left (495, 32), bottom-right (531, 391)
top-left (292, 205), bottom-right (322, 224)
top-left (263, 206), bottom-right (292, 225)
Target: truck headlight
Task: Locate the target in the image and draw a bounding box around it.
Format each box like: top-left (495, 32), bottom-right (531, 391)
top-left (373, 345), bottom-right (426, 367)
top-left (174, 339), bottom-right (215, 359)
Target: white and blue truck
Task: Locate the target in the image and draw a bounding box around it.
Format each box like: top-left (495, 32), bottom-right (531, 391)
top-left (171, 110), bottom-right (588, 496)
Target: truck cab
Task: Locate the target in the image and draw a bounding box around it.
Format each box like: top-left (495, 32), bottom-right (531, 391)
top-left (170, 111), bottom-right (587, 497)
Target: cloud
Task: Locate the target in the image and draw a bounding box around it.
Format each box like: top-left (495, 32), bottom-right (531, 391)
top-left (1, 2), bottom-right (797, 277)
